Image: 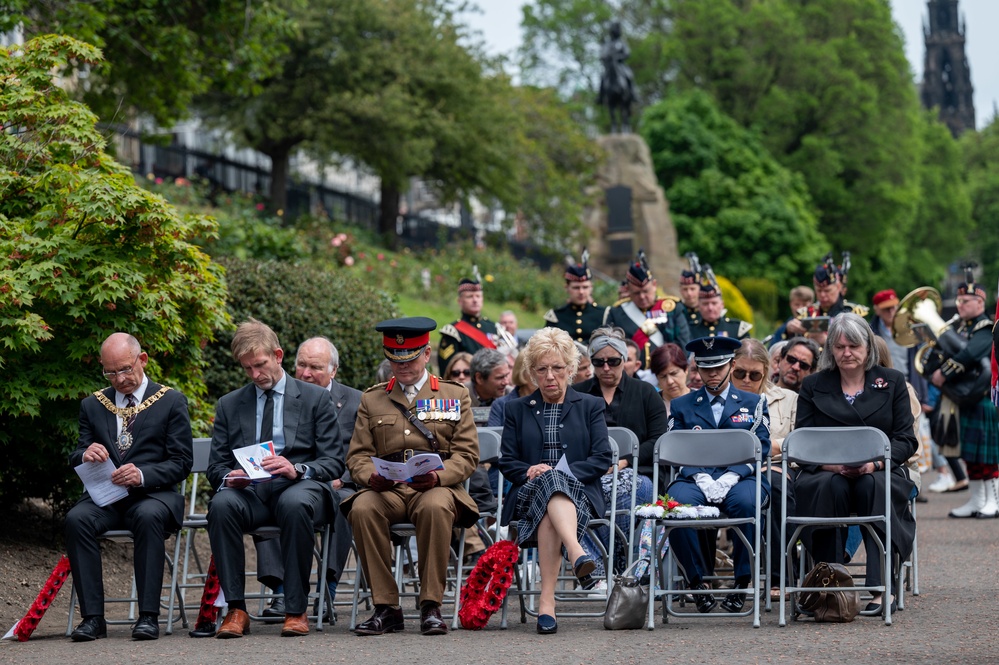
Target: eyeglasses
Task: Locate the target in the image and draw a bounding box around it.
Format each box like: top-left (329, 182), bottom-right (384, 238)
top-left (590, 357), bottom-right (624, 368)
top-left (102, 365), bottom-right (136, 379)
top-left (450, 368), bottom-right (471, 378)
top-left (534, 365), bottom-right (568, 376)
top-left (732, 368), bottom-right (764, 382)
top-left (783, 354), bottom-right (813, 371)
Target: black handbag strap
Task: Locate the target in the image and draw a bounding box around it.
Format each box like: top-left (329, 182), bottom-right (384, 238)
top-left (392, 400), bottom-right (440, 453)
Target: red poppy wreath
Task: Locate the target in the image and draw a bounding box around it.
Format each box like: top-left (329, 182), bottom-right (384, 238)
top-left (458, 539), bottom-right (520, 630)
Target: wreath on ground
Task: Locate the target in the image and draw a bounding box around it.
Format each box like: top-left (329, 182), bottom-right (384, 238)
top-left (458, 539), bottom-right (520, 630)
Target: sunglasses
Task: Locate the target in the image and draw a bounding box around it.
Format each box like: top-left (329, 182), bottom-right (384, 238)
top-left (732, 368), bottom-right (764, 382)
top-left (782, 354), bottom-right (813, 371)
top-left (591, 357), bottom-right (624, 368)
top-left (450, 369), bottom-right (471, 378)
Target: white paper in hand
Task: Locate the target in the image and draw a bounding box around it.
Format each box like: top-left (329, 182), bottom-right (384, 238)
top-left (74, 459), bottom-right (129, 507)
top-left (233, 441), bottom-right (277, 482)
top-left (372, 453), bottom-right (444, 483)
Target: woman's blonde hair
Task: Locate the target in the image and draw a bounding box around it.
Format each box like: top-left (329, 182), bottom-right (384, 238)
top-left (522, 328), bottom-right (580, 377)
top-left (734, 338), bottom-right (773, 393)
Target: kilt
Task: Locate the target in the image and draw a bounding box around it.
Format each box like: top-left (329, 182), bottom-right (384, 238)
top-left (959, 396), bottom-right (999, 465)
top-left (514, 469), bottom-right (593, 548)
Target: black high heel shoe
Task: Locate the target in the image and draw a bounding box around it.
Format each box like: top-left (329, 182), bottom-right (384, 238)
top-left (537, 614), bottom-right (558, 634)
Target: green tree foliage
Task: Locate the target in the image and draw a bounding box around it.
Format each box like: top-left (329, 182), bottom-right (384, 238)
top-left (1, 0), bottom-right (293, 127)
top-left (0, 36), bottom-right (230, 505)
top-left (962, 116), bottom-right (999, 287)
top-left (203, 258), bottom-right (397, 400)
top-left (641, 89), bottom-right (826, 296)
top-left (667, 0), bottom-right (922, 286)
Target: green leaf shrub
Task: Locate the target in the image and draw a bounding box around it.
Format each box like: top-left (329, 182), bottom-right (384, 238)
top-left (0, 36), bottom-right (230, 507)
top-left (202, 258), bottom-right (398, 400)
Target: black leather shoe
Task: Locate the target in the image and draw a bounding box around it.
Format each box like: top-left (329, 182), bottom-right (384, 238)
top-left (720, 592), bottom-right (746, 613)
top-left (692, 583), bottom-right (717, 613)
top-left (313, 598), bottom-right (336, 626)
top-left (536, 614), bottom-right (557, 635)
top-left (353, 605), bottom-right (405, 636)
top-left (71, 616), bottom-right (107, 642)
top-left (131, 615), bottom-right (159, 641)
top-left (188, 620), bottom-right (217, 638)
top-left (863, 598), bottom-right (897, 615)
top-left (262, 596), bottom-right (285, 620)
top-left (420, 603), bottom-right (448, 636)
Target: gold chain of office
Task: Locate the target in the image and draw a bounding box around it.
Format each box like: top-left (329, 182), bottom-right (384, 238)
top-left (93, 386), bottom-right (172, 418)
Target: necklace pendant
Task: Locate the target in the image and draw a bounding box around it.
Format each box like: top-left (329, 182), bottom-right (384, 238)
top-left (118, 431), bottom-right (133, 451)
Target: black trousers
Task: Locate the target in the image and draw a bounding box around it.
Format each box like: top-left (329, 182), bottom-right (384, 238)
top-left (207, 481), bottom-right (328, 615)
top-left (65, 494), bottom-right (175, 617)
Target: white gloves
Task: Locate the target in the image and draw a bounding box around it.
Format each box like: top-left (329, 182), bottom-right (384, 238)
top-left (694, 472), bottom-right (742, 504)
top-left (705, 472), bottom-right (741, 503)
top-left (694, 473), bottom-right (715, 498)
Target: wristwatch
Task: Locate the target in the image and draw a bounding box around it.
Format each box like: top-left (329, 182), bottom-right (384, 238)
top-left (294, 463), bottom-right (311, 481)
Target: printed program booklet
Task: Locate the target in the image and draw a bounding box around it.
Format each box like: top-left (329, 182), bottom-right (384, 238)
top-left (233, 441), bottom-right (277, 482)
top-left (372, 453), bottom-right (445, 483)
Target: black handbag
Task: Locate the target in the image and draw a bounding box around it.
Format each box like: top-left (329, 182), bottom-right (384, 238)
top-left (603, 559), bottom-right (649, 630)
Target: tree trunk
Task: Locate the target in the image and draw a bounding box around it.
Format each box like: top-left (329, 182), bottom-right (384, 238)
top-left (267, 144), bottom-right (292, 219)
top-left (379, 180), bottom-right (400, 249)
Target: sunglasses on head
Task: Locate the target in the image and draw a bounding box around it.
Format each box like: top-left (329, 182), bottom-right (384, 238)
top-left (732, 368), bottom-right (764, 382)
top-left (591, 357), bottom-right (624, 368)
top-left (450, 368), bottom-right (471, 378)
top-left (782, 354), bottom-right (813, 371)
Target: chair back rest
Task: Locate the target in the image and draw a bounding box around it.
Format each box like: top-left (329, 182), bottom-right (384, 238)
top-left (476, 427), bottom-right (502, 462)
top-left (185, 437), bottom-right (212, 520)
top-left (654, 429), bottom-right (761, 468)
top-left (783, 427), bottom-right (890, 466)
top-left (192, 437), bottom-right (212, 474)
top-left (608, 426), bottom-right (640, 464)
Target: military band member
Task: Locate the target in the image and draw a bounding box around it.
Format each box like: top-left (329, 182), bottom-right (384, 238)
top-left (917, 269), bottom-right (999, 518)
top-left (438, 272), bottom-right (501, 373)
top-left (544, 251), bottom-right (606, 344)
top-left (604, 251), bottom-right (690, 370)
top-left (679, 252), bottom-right (703, 330)
top-left (344, 317), bottom-right (479, 636)
top-left (785, 252), bottom-right (867, 345)
top-left (687, 267), bottom-right (752, 340)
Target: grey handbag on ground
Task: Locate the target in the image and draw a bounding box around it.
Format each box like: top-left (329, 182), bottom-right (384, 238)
top-left (603, 558), bottom-right (649, 629)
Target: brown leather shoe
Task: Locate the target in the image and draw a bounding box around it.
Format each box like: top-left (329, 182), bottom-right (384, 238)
top-left (216, 609), bottom-right (250, 639)
top-left (281, 612), bottom-right (309, 637)
top-left (419, 603), bottom-right (448, 636)
top-left (353, 605), bottom-right (405, 636)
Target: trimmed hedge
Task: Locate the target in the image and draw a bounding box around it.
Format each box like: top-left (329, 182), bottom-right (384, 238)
top-left (203, 258), bottom-right (399, 400)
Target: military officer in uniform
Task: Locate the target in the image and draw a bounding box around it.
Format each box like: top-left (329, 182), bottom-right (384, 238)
top-left (439, 273), bottom-right (503, 374)
top-left (687, 266), bottom-right (752, 340)
top-left (604, 250), bottom-right (690, 370)
top-left (343, 317), bottom-right (480, 636)
top-left (544, 251), bottom-right (606, 344)
top-left (785, 253), bottom-right (868, 346)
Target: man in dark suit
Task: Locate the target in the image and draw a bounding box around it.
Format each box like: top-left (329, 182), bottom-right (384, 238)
top-left (666, 336), bottom-right (770, 614)
top-left (207, 319), bottom-right (344, 638)
top-left (66, 333), bottom-right (193, 641)
top-left (254, 336), bottom-right (363, 621)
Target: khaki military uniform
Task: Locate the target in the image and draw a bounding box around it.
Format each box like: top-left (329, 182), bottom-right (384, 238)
top-left (342, 376), bottom-right (479, 606)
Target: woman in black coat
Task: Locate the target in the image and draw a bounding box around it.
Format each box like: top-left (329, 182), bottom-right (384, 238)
top-left (795, 313), bottom-right (917, 613)
top-left (499, 328), bottom-right (613, 633)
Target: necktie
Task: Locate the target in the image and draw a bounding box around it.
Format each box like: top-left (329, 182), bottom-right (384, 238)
top-left (404, 384), bottom-right (418, 404)
top-left (712, 394), bottom-right (724, 426)
top-left (260, 389), bottom-right (274, 443)
top-left (119, 393), bottom-right (137, 455)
